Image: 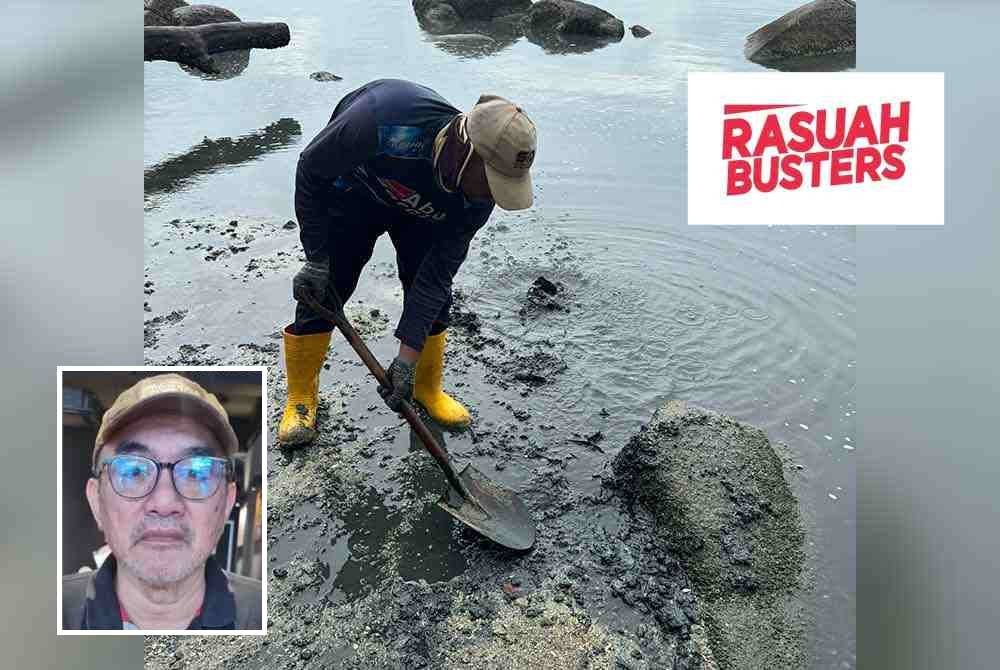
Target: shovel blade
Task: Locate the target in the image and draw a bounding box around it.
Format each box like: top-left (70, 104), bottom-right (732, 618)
top-left (437, 464), bottom-right (536, 551)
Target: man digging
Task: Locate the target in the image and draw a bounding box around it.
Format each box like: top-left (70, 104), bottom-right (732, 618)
top-left (279, 79), bottom-right (538, 445)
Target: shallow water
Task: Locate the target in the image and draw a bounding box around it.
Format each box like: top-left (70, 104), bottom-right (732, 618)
top-left (145, 1), bottom-right (854, 666)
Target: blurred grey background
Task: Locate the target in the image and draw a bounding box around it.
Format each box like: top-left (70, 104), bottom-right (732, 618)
top-left (60, 370), bottom-right (264, 581)
top-left (1, 1), bottom-right (998, 668)
top-left (2, 0), bottom-right (145, 665)
top-left (858, 2), bottom-right (1000, 669)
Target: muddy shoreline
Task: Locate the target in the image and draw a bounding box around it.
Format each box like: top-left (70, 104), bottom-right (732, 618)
top-left (143, 211), bottom-right (812, 669)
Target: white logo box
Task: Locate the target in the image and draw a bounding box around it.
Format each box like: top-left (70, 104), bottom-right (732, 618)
top-left (687, 72), bottom-right (944, 225)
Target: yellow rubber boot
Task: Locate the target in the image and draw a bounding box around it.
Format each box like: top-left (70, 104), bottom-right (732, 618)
top-left (278, 328), bottom-right (332, 446)
top-left (412, 331), bottom-right (471, 429)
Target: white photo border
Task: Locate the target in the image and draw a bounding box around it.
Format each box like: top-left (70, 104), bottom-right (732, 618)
top-left (56, 365), bottom-right (268, 636)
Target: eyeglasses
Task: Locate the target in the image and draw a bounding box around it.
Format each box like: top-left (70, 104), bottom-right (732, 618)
top-left (94, 454), bottom-right (233, 500)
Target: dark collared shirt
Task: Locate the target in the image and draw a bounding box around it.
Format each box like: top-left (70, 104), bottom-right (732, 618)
top-left (62, 554), bottom-right (262, 630)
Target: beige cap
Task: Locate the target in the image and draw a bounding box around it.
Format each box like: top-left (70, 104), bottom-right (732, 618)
top-left (93, 373), bottom-right (238, 467)
top-left (466, 94), bottom-right (537, 211)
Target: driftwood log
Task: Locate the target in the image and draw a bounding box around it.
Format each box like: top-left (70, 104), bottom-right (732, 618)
top-left (144, 21), bottom-right (290, 73)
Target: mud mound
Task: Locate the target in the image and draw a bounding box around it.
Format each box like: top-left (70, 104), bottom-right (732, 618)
top-left (613, 400), bottom-right (807, 670)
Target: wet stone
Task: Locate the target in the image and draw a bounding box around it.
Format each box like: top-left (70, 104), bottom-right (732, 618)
top-left (310, 71), bottom-right (343, 81)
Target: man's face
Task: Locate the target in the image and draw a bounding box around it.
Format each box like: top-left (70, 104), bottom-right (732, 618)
top-left (85, 413), bottom-right (236, 587)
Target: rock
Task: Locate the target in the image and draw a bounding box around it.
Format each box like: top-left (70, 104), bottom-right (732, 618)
top-left (630, 24), bottom-right (651, 38)
top-left (417, 2), bottom-right (461, 32)
top-left (745, 0), bottom-right (856, 65)
top-left (413, 0), bottom-right (532, 32)
top-left (144, 10), bottom-right (174, 26)
top-left (613, 400), bottom-right (806, 670)
top-left (526, 0), bottom-right (625, 40)
top-left (171, 3), bottom-right (239, 25)
top-left (144, 0), bottom-right (187, 26)
top-left (283, 220), bottom-right (297, 229)
top-left (412, 0), bottom-right (530, 57)
top-left (310, 71), bottom-right (343, 82)
top-left (167, 4), bottom-right (251, 79)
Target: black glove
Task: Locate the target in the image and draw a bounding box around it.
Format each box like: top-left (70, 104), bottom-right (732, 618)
top-left (293, 258), bottom-right (330, 303)
top-left (378, 357), bottom-right (416, 412)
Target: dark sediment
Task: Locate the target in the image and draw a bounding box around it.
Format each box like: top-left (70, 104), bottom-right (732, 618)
top-left (143, 309), bottom-right (188, 349)
top-left (143, 379), bottom-right (806, 668)
top-left (613, 400), bottom-right (808, 669)
top-left (142, 212), bottom-right (810, 669)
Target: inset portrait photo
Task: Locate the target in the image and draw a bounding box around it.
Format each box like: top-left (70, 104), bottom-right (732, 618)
top-left (57, 367), bottom-right (266, 634)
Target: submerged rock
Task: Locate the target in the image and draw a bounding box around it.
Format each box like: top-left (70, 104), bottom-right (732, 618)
top-left (745, 0), bottom-right (856, 65)
top-left (613, 400), bottom-right (807, 670)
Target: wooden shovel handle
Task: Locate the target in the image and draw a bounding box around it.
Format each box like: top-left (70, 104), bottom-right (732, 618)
top-left (303, 292), bottom-right (473, 500)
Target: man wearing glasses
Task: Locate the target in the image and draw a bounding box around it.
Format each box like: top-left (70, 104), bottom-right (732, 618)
top-left (62, 373), bottom-right (262, 630)
top-left (280, 78), bottom-right (538, 446)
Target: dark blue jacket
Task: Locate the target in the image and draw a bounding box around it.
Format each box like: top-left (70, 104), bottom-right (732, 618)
top-left (295, 79), bottom-right (494, 349)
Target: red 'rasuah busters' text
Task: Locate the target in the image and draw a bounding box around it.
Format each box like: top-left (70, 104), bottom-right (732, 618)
top-left (722, 102), bottom-right (910, 195)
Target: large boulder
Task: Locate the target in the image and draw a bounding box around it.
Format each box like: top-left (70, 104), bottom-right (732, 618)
top-left (526, 0), bottom-right (624, 40)
top-left (745, 0), bottom-right (856, 64)
top-left (613, 400), bottom-right (807, 670)
top-left (412, 0), bottom-right (532, 33)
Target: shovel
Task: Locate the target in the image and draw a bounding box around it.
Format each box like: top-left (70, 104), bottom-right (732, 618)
top-left (302, 289), bottom-right (536, 551)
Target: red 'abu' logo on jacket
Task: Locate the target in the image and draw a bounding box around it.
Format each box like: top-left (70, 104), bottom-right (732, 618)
top-left (374, 177), bottom-right (447, 221)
